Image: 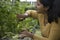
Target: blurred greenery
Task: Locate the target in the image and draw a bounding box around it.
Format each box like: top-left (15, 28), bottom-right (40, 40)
top-left (0, 0), bottom-right (39, 39)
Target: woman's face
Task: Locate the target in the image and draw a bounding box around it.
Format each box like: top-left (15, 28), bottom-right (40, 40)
top-left (36, 0), bottom-right (48, 13)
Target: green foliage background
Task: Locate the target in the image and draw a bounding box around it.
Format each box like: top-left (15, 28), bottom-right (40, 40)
top-left (0, 0), bottom-right (39, 38)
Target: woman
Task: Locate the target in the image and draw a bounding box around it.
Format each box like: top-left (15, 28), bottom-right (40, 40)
top-left (17, 0), bottom-right (51, 39)
top-left (17, 0), bottom-right (60, 40)
top-left (17, 0), bottom-right (51, 40)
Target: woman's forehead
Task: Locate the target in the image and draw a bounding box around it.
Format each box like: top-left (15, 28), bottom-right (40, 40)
top-left (37, 0), bottom-right (40, 1)
top-left (37, 0), bottom-right (41, 3)
top-left (37, 0), bottom-right (41, 4)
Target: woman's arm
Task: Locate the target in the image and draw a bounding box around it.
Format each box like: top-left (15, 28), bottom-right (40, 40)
top-left (24, 10), bottom-right (38, 19)
top-left (38, 14), bottom-right (51, 38)
top-left (33, 34), bottom-right (47, 40)
top-left (17, 10), bottom-right (38, 20)
top-left (41, 23), bottom-right (51, 38)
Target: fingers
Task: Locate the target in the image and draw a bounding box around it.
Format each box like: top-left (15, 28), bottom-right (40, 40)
top-left (20, 31), bottom-right (30, 37)
top-left (16, 14), bottom-right (23, 18)
top-left (19, 34), bottom-right (27, 39)
top-left (21, 31), bottom-right (27, 34)
top-left (16, 14), bottom-right (25, 21)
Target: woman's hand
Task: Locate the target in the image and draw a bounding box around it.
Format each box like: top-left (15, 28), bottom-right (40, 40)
top-left (19, 30), bottom-right (34, 39)
top-left (17, 14), bottom-right (25, 20)
top-left (16, 14), bottom-right (29, 21)
top-left (16, 14), bottom-right (27, 21)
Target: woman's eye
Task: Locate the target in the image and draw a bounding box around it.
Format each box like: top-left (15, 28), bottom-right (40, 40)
top-left (37, 3), bottom-right (41, 6)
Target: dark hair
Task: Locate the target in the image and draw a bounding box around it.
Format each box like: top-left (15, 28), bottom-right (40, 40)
top-left (48, 0), bottom-right (60, 23)
top-left (39, 0), bottom-right (49, 7)
top-left (39, 0), bottom-right (59, 23)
